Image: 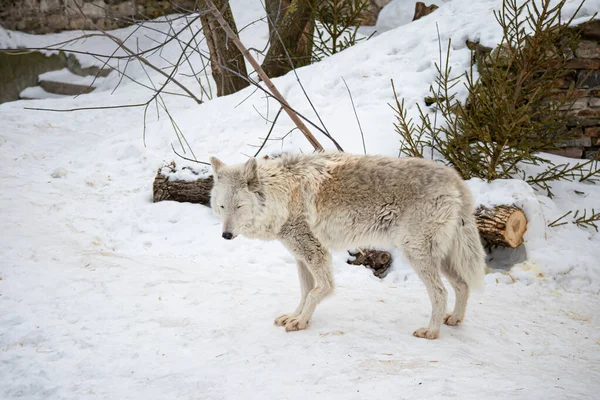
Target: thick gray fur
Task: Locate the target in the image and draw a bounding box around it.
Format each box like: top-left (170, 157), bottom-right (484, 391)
top-left (209, 152), bottom-right (486, 339)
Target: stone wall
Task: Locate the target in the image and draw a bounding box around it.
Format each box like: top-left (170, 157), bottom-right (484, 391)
top-left (0, 51), bottom-right (65, 103)
top-left (0, 50), bottom-right (109, 104)
top-left (0, 0), bottom-right (197, 34)
top-left (549, 20), bottom-right (600, 159)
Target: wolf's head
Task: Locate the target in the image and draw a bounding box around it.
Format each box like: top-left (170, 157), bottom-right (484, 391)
top-left (209, 157), bottom-right (264, 240)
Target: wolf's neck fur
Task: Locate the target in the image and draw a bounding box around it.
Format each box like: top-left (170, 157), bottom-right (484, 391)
top-left (242, 154), bottom-right (341, 240)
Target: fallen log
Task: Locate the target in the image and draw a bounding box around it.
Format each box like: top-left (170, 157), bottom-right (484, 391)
top-left (152, 165), bottom-right (213, 206)
top-left (153, 165), bottom-right (528, 275)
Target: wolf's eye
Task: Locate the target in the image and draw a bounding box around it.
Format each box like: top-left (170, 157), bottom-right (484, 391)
top-left (220, 205), bottom-right (224, 209)
top-left (237, 205), bottom-right (242, 209)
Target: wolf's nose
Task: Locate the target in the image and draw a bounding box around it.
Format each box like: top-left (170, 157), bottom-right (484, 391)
top-left (222, 232), bottom-right (233, 240)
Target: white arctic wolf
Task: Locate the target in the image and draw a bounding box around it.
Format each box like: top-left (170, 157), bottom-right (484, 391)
top-left (209, 152), bottom-right (485, 339)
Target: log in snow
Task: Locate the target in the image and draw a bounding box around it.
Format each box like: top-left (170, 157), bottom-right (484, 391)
top-left (152, 171), bottom-right (214, 206)
top-left (475, 205), bottom-right (528, 248)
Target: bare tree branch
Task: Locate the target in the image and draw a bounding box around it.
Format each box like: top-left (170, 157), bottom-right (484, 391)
top-left (205, 0), bottom-right (324, 152)
top-left (69, 0), bottom-right (203, 104)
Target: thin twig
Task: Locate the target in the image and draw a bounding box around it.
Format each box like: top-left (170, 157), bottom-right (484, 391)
top-left (171, 144), bottom-right (211, 165)
top-left (254, 107), bottom-right (284, 157)
top-left (342, 77), bottom-right (365, 154)
top-left (432, 22), bottom-right (443, 160)
top-left (24, 103), bottom-right (148, 112)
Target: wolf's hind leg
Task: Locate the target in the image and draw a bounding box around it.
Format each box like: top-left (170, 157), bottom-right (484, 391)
top-left (278, 220), bottom-right (334, 332)
top-left (274, 260), bottom-right (314, 326)
top-left (404, 248), bottom-right (447, 340)
top-left (441, 260), bottom-right (469, 326)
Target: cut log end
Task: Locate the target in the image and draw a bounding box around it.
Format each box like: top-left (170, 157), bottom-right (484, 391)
top-left (505, 209), bottom-right (527, 248)
top-left (475, 205), bottom-right (528, 248)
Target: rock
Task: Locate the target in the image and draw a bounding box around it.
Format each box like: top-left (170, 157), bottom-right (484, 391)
top-left (584, 126), bottom-right (600, 137)
top-left (546, 147), bottom-right (585, 158)
top-left (556, 136), bottom-right (592, 148)
top-left (575, 40), bottom-right (600, 59)
top-left (568, 117), bottom-right (600, 127)
top-left (466, 40), bottom-right (493, 53)
top-left (566, 97), bottom-right (593, 111)
top-left (582, 20), bottom-right (600, 40)
top-left (566, 59), bottom-right (600, 70)
top-left (576, 109), bottom-right (600, 117)
top-left (554, 70), bottom-right (578, 89)
top-left (66, 54), bottom-right (111, 78)
top-left (577, 70), bottom-right (600, 88)
top-left (39, 80), bottom-right (95, 96)
top-left (81, 1), bottom-right (108, 19)
top-left (412, 2), bottom-right (439, 21)
top-left (584, 150), bottom-right (599, 159)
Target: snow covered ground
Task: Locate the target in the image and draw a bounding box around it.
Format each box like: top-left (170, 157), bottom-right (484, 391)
top-left (1, 0), bottom-right (600, 398)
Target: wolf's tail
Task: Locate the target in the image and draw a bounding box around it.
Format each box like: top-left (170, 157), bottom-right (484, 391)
top-left (445, 184), bottom-right (486, 290)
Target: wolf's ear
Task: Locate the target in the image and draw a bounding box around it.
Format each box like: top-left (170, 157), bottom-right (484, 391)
top-left (244, 158), bottom-right (260, 191)
top-left (210, 156), bottom-right (225, 176)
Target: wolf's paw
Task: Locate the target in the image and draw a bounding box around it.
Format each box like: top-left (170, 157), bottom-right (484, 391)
top-left (284, 317), bottom-right (309, 332)
top-left (413, 327), bottom-right (440, 340)
top-left (274, 314), bottom-right (296, 326)
top-left (444, 313), bottom-right (463, 326)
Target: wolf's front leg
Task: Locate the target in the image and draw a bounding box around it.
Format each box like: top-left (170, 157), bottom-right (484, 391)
top-left (274, 260), bottom-right (314, 327)
top-left (278, 220), bottom-right (334, 332)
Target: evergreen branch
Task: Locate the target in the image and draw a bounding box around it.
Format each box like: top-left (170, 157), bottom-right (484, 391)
top-left (573, 209), bottom-right (600, 232)
top-left (548, 210), bottom-right (572, 228)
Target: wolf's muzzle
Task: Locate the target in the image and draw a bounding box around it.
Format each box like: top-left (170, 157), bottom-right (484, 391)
top-left (222, 232), bottom-right (234, 240)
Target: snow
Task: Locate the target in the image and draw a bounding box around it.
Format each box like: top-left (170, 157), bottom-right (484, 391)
top-left (468, 176), bottom-right (600, 292)
top-left (159, 164), bottom-right (212, 181)
top-left (38, 68), bottom-right (109, 87)
top-left (19, 86), bottom-right (69, 100)
top-left (374, 0), bottom-right (449, 33)
top-left (1, 0), bottom-right (600, 399)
